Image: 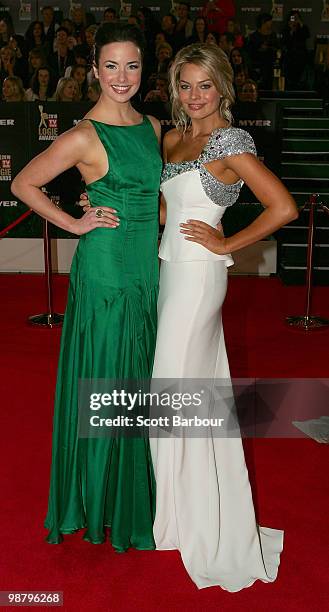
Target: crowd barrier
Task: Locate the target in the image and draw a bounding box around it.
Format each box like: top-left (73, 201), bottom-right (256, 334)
top-left (286, 194), bottom-right (329, 331)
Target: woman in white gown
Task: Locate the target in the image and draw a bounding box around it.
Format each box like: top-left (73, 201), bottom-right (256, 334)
top-left (150, 44), bottom-right (298, 592)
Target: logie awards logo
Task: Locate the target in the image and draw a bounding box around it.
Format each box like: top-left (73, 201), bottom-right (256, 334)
top-left (271, 1), bottom-right (283, 22)
top-left (38, 105), bottom-right (58, 141)
top-left (0, 155), bottom-right (11, 182)
top-left (322, 1), bottom-right (329, 21)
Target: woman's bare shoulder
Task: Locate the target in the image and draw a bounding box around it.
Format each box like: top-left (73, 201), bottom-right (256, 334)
top-left (62, 119), bottom-right (101, 157)
top-left (74, 118), bottom-right (98, 140)
top-left (163, 128), bottom-right (182, 156)
top-left (163, 127), bottom-right (181, 145)
top-left (42, 119), bottom-right (100, 168)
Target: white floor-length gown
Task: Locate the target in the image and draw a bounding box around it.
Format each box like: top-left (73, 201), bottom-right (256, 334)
top-left (151, 127), bottom-right (284, 592)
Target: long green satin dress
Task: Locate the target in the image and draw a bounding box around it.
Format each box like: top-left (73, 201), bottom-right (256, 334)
top-left (44, 116), bottom-right (162, 551)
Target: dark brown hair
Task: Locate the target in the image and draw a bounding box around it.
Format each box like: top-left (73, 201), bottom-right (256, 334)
top-left (93, 23), bottom-right (145, 66)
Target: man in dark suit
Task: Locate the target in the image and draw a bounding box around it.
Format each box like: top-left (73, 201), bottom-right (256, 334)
top-left (41, 5), bottom-right (58, 49)
top-left (48, 27), bottom-right (74, 81)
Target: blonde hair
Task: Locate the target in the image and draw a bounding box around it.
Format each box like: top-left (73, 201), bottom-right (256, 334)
top-left (55, 77), bottom-right (79, 101)
top-left (85, 24), bottom-right (98, 36)
top-left (156, 42), bottom-right (173, 59)
top-left (70, 6), bottom-right (87, 25)
top-left (0, 45), bottom-right (15, 62)
top-left (3, 76), bottom-right (26, 101)
top-left (169, 43), bottom-right (235, 132)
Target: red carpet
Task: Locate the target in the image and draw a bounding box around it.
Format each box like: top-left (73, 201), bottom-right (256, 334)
top-left (0, 274), bottom-right (328, 611)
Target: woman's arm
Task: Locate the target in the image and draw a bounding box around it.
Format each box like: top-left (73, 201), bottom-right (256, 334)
top-left (159, 129), bottom-right (173, 227)
top-left (160, 194), bottom-right (167, 226)
top-left (11, 127), bottom-right (118, 235)
top-left (180, 153), bottom-right (298, 254)
top-left (146, 114), bottom-right (168, 226)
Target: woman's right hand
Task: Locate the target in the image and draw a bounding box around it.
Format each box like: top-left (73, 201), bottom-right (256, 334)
top-left (216, 222), bottom-right (224, 237)
top-left (71, 202), bottom-right (119, 235)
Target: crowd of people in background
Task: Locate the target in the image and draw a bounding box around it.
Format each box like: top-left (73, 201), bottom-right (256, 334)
top-left (0, 3), bottom-right (327, 104)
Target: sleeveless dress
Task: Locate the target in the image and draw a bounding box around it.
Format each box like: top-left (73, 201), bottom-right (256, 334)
top-left (151, 127), bottom-right (284, 591)
top-left (45, 116), bottom-right (162, 551)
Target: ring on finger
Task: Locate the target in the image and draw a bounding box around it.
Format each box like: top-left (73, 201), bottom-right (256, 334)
top-left (95, 208), bottom-right (104, 218)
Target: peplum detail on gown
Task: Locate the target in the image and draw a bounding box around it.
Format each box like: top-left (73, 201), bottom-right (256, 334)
top-left (44, 116), bottom-right (162, 551)
top-left (159, 126), bottom-right (256, 265)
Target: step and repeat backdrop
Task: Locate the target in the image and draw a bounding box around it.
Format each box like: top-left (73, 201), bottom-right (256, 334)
top-left (0, 100), bottom-right (279, 238)
top-left (2, 1), bottom-right (329, 41)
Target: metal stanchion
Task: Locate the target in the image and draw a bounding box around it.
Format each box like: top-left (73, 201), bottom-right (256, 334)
top-left (286, 193), bottom-right (329, 331)
top-left (29, 193), bottom-right (64, 328)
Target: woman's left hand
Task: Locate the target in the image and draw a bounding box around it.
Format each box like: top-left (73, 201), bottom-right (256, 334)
top-left (180, 219), bottom-right (228, 255)
top-left (78, 192), bottom-right (91, 212)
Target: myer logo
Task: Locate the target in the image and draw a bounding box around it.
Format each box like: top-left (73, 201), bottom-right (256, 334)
top-left (38, 104), bottom-right (58, 141)
top-left (0, 200), bottom-right (17, 206)
top-left (322, 1), bottom-right (329, 21)
top-left (0, 155), bottom-right (11, 181)
top-left (0, 119), bottom-right (14, 126)
top-left (238, 119), bottom-right (272, 127)
top-left (271, 1), bottom-right (283, 21)
top-left (241, 7), bottom-right (261, 12)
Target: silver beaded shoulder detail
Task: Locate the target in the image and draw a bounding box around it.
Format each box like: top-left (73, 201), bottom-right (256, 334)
top-left (161, 127), bottom-right (256, 208)
top-left (199, 165), bottom-right (243, 207)
top-left (200, 127), bottom-right (257, 163)
top-left (161, 159), bottom-right (200, 184)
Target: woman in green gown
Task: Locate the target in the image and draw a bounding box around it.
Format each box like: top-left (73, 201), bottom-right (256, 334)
top-left (11, 23), bottom-right (162, 551)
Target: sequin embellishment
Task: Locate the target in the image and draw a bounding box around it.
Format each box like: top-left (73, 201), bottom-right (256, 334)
top-left (161, 127), bottom-right (256, 208)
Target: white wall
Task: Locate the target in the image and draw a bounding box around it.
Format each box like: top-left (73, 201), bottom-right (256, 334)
top-left (0, 238), bottom-right (277, 275)
top-left (0, 239), bottom-right (78, 273)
